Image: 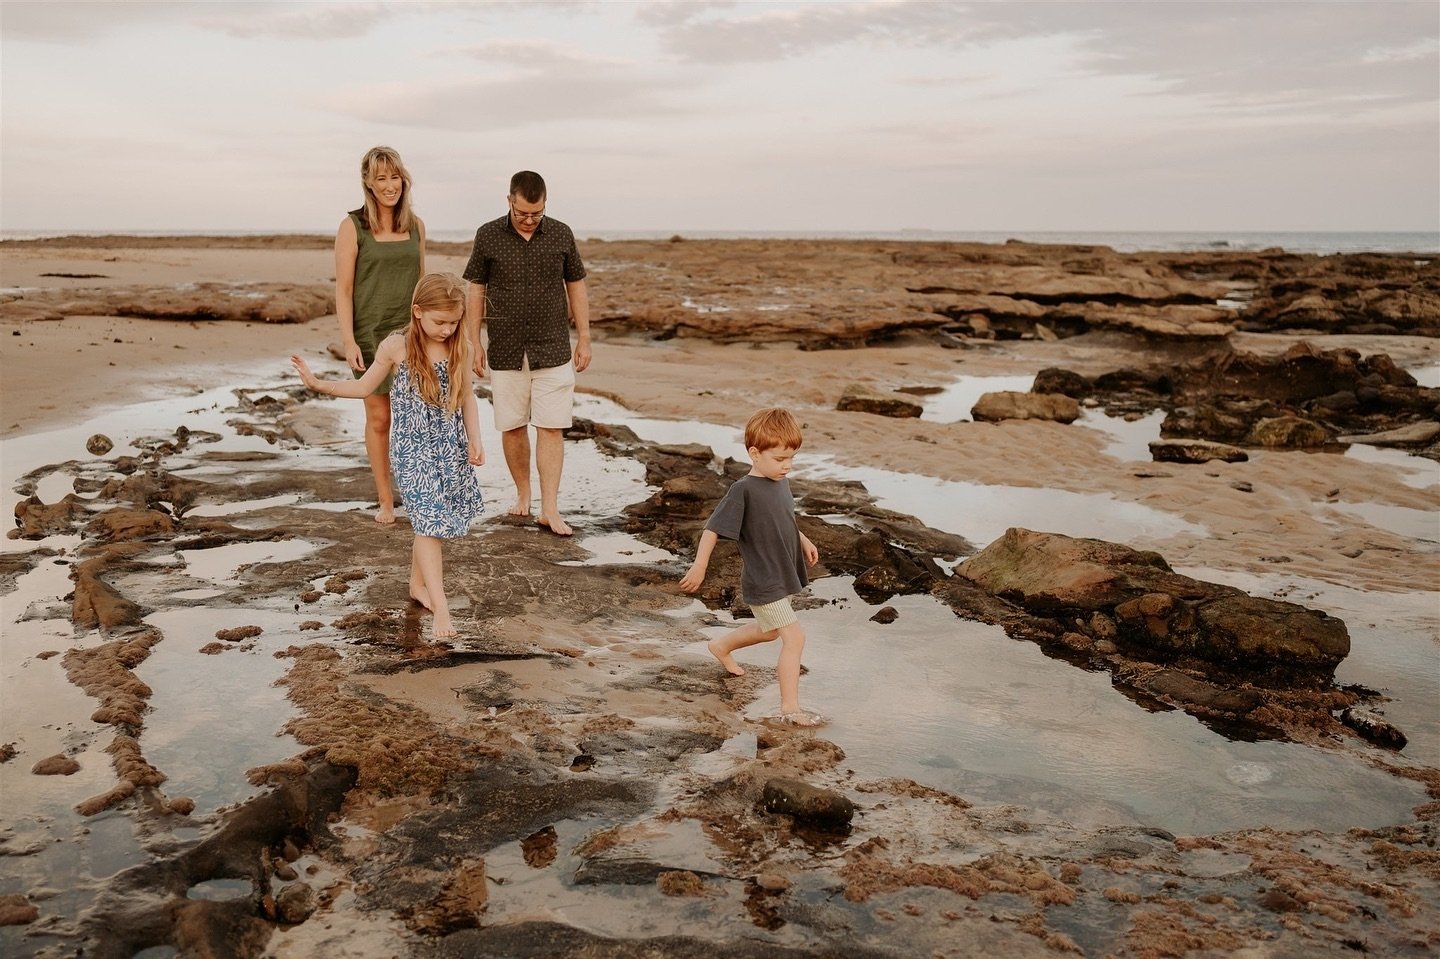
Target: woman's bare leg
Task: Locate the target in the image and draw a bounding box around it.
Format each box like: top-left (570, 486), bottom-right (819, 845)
top-left (363, 393), bottom-right (396, 524)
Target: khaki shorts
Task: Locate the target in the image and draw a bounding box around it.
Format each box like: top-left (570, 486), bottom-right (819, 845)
top-left (490, 358), bottom-right (575, 432)
top-left (750, 597), bottom-right (799, 632)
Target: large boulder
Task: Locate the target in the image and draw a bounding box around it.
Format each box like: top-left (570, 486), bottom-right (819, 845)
top-left (971, 391), bottom-right (1080, 424)
top-left (1149, 439), bottom-right (1249, 464)
top-left (958, 529), bottom-right (1349, 678)
top-left (836, 385), bottom-right (923, 418)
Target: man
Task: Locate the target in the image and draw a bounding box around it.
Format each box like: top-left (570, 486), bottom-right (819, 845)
top-left (464, 171), bottom-right (591, 536)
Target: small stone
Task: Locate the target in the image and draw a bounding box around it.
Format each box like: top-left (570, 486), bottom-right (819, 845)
top-left (275, 882), bottom-right (318, 924)
top-left (1258, 889), bottom-right (1303, 913)
top-left (754, 873), bottom-right (791, 892)
top-left (86, 434), bottom-right (114, 456)
top-left (869, 606), bottom-right (899, 624)
top-left (168, 796), bottom-right (196, 815)
top-left (0, 894), bottom-right (39, 926)
top-left (1229, 481), bottom-right (1253, 493)
top-left (32, 754), bottom-right (81, 776)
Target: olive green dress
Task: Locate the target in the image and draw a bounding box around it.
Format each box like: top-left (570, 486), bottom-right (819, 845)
top-left (349, 209), bottom-right (421, 394)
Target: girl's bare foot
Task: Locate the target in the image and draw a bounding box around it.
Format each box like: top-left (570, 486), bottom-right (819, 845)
top-left (409, 585), bottom-right (433, 611)
top-left (433, 610), bottom-right (457, 639)
top-left (777, 710), bottom-right (824, 728)
top-left (707, 639), bottom-right (745, 676)
top-left (376, 504), bottom-right (396, 525)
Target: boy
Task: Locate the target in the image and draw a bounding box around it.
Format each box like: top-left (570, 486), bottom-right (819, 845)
top-left (679, 408), bottom-right (822, 726)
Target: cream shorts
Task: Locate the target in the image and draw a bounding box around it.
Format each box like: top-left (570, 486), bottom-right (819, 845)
top-left (750, 597), bottom-right (799, 632)
top-left (490, 358), bottom-right (575, 432)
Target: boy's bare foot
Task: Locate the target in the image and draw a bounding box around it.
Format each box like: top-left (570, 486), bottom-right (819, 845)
top-left (707, 639), bottom-right (745, 676)
top-left (536, 514), bottom-right (573, 537)
top-left (777, 710), bottom-right (825, 728)
top-left (432, 610), bottom-right (457, 639)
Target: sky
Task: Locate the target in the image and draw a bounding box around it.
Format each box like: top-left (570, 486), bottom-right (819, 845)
top-left (1, 0), bottom-right (1437, 236)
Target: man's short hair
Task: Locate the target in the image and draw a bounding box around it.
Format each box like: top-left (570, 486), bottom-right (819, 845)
top-left (745, 407), bottom-right (803, 452)
top-left (510, 171), bottom-right (546, 203)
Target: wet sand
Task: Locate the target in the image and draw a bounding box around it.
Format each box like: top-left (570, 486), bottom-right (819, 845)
top-left (1, 238), bottom-right (1437, 958)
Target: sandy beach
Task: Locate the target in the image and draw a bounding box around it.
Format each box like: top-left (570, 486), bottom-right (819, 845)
top-left (1, 236), bottom-right (1437, 958)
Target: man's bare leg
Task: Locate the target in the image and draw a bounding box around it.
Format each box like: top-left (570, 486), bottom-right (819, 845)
top-left (501, 426), bottom-right (532, 517)
top-left (362, 393), bottom-right (396, 524)
top-left (707, 622), bottom-right (780, 677)
top-left (412, 534), bottom-right (456, 638)
top-left (534, 427), bottom-right (572, 535)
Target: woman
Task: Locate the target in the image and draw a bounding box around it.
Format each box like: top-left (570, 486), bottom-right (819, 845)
top-left (335, 146), bottom-right (426, 523)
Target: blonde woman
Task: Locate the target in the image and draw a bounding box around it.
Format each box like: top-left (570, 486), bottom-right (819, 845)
top-left (335, 146), bottom-right (426, 523)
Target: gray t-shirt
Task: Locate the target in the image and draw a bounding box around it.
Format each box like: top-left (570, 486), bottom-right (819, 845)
top-left (705, 474), bottom-right (808, 606)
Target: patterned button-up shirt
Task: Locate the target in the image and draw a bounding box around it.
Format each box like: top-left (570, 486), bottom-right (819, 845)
top-left (462, 213), bottom-right (587, 371)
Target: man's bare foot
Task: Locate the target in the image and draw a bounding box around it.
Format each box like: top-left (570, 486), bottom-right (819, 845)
top-left (508, 494), bottom-right (531, 517)
top-left (536, 514), bottom-right (573, 537)
top-left (409, 585), bottom-right (433, 611)
top-left (433, 610), bottom-right (457, 639)
top-left (376, 505), bottom-right (396, 525)
top-left (707, 639), bottom-right (745, 676)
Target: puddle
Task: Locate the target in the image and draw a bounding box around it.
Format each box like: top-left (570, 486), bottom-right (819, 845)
top-left (1326, 500), bottom-right (1440, 544)
top-left (918, 374), bottom-right (1036, 423)
top-left (718, 578), bottom-right (1429, 834)
top-left (1342, 443), bottom-right (1438, 490)
top-left (185, 493), bottom-right (301, 517)
top-left (559, 532), bottom-right (679, 567)
top-left (1179, 566), bottom-right (1440, 763)
top-left (1408, 363), bottom-right (1440, 388)
top-left (1079, 408), bottom-right (1166, 462)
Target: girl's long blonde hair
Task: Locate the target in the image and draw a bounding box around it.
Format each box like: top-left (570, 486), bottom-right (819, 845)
top-left (405, 273), bottom-right (472, 413)
top-left (359, 145), bottom-right (415, 235)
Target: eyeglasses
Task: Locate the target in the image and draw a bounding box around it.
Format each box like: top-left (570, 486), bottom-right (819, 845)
top-left (509, 201), bottom-right (545, 223)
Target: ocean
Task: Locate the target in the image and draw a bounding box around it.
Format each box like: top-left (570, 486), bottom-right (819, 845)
top-left (2, 229), bottom-right (1437, 255)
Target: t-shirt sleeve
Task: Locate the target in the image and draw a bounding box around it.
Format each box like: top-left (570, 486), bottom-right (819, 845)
top-left (462, 228), bottom-right (491, 284)
top-left (562, 228), bottom-right (587, 283)
top-left (705, 482), bottom-right (746, 540)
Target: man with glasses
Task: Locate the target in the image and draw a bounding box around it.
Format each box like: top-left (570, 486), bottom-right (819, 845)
top-left (464, 170), bottom-right (591, 536)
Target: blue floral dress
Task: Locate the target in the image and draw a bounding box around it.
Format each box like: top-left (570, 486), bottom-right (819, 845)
top-left (389, 360), bottom-right (483, 538)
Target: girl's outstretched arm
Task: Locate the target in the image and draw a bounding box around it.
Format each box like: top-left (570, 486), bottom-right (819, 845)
top-left (292, 336), bottom-right (398, 398)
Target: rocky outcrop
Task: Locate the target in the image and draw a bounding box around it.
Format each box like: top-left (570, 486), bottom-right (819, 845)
top-left (957, 528), bottom-right (1350, 680)
top-left (0, 282), bottom-right (333, 324)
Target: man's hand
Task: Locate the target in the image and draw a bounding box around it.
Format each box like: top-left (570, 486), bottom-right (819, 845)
top-left (574, 337), bottom-right (592, 373)
top-left (472, 344), bottom-right (487, 379)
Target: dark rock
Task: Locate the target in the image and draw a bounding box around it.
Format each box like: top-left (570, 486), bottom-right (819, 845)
top-left (1340, 705), bottom-right (1408, 750)
top-left (1032, 368), bottom-right (1091, 397)
top-left (762, 778), bottom-right (855, 830)
top-left (869, 606), bottom-right (898, 624)
top-left (275, 882), bottom-right (318, 924)
top-left (836, 385), bottom-right (923, 418)
top-left (1244, 415), bottom-right (1331, 448)
top-left (86, 434), bottom-right (114, 456)
top-left (1149, 439), bottom-right (1249, 464)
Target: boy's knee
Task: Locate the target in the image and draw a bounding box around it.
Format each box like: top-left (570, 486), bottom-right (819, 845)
top-left (780, 624), bottom-right (806, 646)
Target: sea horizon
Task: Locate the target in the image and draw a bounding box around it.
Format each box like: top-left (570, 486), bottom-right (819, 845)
top-left (2, 228), bottom-right (1437, 256)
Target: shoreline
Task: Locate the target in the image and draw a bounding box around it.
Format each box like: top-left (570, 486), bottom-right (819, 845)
top-left (1, 235), bottom-right (1437, 957)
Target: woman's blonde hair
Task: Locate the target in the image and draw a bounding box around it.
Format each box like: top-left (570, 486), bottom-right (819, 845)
top-left (744, 407), bottom-right (803, 452)
top-left (405, 273), bottom-right (472, 413)
top-left (359, 145), bottom-right (414, 234)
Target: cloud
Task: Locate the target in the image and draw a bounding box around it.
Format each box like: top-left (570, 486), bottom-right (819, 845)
top-left (194, 2), bottom-right (395, 40)
top-left (0, 1), bottom-right (183, 42)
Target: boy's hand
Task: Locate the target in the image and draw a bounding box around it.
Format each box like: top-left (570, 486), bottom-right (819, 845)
top-left (467, 442), bottom-right (485, 466)
top-left (801, 534), bottom-right (819, 567)
top-left (678, 564), bottom-right (706, 593)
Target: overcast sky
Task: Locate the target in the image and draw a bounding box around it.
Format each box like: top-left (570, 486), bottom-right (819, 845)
top-left (2, 1), bottom-right (1436, 235)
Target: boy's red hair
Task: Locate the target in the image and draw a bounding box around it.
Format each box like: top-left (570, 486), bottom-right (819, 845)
top-left (745, 407), bottom-right (803, 452)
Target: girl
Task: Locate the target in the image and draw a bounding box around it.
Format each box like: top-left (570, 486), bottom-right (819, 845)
top-left (293, 273), bottom-right (483, 639)
top-left (335, 145), bottom-right (426, 524)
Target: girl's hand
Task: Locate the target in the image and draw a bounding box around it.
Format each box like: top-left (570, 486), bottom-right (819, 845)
top-left (678, 564), bottom-right (706, 593)
top-left (467, 441), bottom-right (485, 466)
top-left (290, 355), bottom-right (319, 390)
